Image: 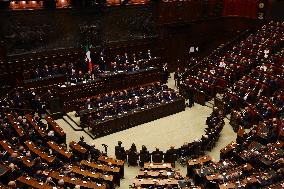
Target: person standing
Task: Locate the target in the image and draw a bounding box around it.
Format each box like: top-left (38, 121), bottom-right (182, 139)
top-left (162, 63), bottom-right (169, 84)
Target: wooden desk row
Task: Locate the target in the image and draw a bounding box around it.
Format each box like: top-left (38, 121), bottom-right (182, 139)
top-left (98, 156), bottom-right (125, 177)
top-left (48, 171), bottom-right (106, 189)
top-left (69, 141), bottom-right (88, 155)
top-left (133, 178), bottom-right (179, 187)
top-left (84, 97), bottom-right (185, 138)
top-left (60, 67), bottom-right (163, 112)
top-left (23, 74), bottom-right (66, 89)
top-left (187, 155), bottom-right (212, 167)
top-left (47, 141), bottom-right (72, 159)
top-left (24, 141), bottom-right (56, 164)
top-left (80, 160), bottom-right (121, 186)
top-left (0, 140), bottom-right (34, 168)
top-left (218, 176), bottom-right (258, 189)
top-left (6, 113), bottom-right (25, 138)
top-left (187, 155), bottom-right (212, 176)
top-left (144, 162), bottom-right (172, 170)
top-left (25, 114), bottom-right (47, 138)
top-left (80, 160), bottom-right (120, 175)
top-left (45, 115), bottom-right (66, 143)
top-left (98, 156), bottom-right (124, 167)
top-left (137, 170), bottom-right (171, 178)
top-left (220, 141), bottom-right (238, 159)
top-left (17, 175), bottom-right (53, 189)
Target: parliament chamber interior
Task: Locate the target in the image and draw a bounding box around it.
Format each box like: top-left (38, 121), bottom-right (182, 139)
top-left (0, 0), bottom-right (284, 188)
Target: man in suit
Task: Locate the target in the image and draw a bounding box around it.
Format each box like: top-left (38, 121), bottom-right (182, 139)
top-left (139, 145), bottom-right (151, 167)
top-left (162, 63), bottom-right (169, 84)
top-left (13, 91), bottom-right (24, 109)
top-left (151, 148), bottom-right (164, 163)
top-left (146, 49), bottom-right (152, 59)
top-left (77, 71), bottom-right (84, 82)
top-left (263, 107), bottom-right (273, 118)
top-left (122, 52), bottom-right (129, 64)
top-left (33, 68), bottom-right (41, 78)
top-left (85, 99), bottom-right (93, 110)
top-left (115, 55), bottom-right (123, 67)
top-left (84, 70), bottom-right (92, 80)
top-left (110, 61), bottom-right (118, 72)
top-left (164, 146), bottom-right (178, 167)
top-left (69, 69), bottom-right (77, 83)
top-left (52, 64), bottom-right (59, 75)
top-left (41, 65), bottom-right (51, 77)
top-left (60, 63), bottom-right (68, 75)
top-left (138, 51), bottom-right (144, 61)
top-left (132, 53), bottom-right (137, 63)
top-left (115, 141), bottom-right (127, 161)
top-left (128, 143), bottom-right (138, 166)
top-left (99, 54), bottom-right (106, 71)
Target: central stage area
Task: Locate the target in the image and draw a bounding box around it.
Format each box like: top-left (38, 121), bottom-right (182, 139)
top-left (55, 74), bottom-right (237, 188)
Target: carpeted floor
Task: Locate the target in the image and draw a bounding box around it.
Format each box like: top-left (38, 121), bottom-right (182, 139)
top-left (56, 73), bottom-right (236, 188)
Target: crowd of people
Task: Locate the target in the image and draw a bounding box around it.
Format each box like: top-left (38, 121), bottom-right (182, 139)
top-left (1, 20), bottom-right (284, 188)
top-left (23, 49), bottom-right (161, 82)
top-left (0, 98), bottom-right (129, 188)
top-left (178, 21), bottom-right (284, 106)
top-left (222, 23), bottom-right (284, 129)
top-left (114, 107), bottom-right (224, 168)
top-left (192, 114), bottom-right (284, 188)
top-left (190, 21), bottom-right (284, 189)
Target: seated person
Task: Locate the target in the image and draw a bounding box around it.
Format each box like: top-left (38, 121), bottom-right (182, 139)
top-left (151, 148), bottom-right (164, 163)
top-left (128, 143), bottom-right (138, 166)
top-left (164, 146), bottom-right (178, 166)
top-left (75, 71), bottom-right (84, 82)
top-left (139, 145), bottom-right (151, 167)
top-left (41, 65), bottom-right (52, 77)
top-left (115, 141), bottom-right (127, 161)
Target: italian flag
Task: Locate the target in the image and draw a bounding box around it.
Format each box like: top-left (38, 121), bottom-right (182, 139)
top-left (84, 46), bottom-right (92, 72)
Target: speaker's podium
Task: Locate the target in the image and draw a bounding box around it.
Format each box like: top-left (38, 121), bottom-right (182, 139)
top-left (49, 97), bottom-right (64, 119)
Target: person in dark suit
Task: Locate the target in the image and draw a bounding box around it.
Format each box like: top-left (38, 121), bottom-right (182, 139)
top-left (263, 107), bottom-right (273, 118)
top-left (122, 52), bottom-right (129, 64)
top-left (99, 55), bottom-right (106, 71)
top-left (52, 64), bottom-right (59, 75)
top-left (77, 71), bottom-right (84, 82)
top-left (115, 55), bottom-right (122, 66)
top-left (139, 145), bottom-right (151, 167)
top-left (84, 70), bottom-right (92, 80)
top-left (146, 49), bottom-right (152, 59)
top-left (69, 69), bottom-right (77, 83)
top-left (13, 91), bottom-right (24, 109)
top-left (151, 148), bottom-right (164, 163)
top-left (128, 143), bottom-right (138, 166)
top-left (60, 63), bottom-right (68, 75)
top-left (174, 68), bottom-right (181, 87)
top-left (33, 68), bottom-right (41, 78)
top-left (41, 65), bottom-right (51, 77)
top-left (110, 62), bottom-right (118, 72)
top-left (162, 63), bottom-right (169, 84)
top-left (115, 141), bottom-right (127, 161)
top-left (85, 99), bottom-right (93, 110)
top-left (164, 146), bottom-right (178, 167)
top-left (132, 53), bottom-right (137, 63)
